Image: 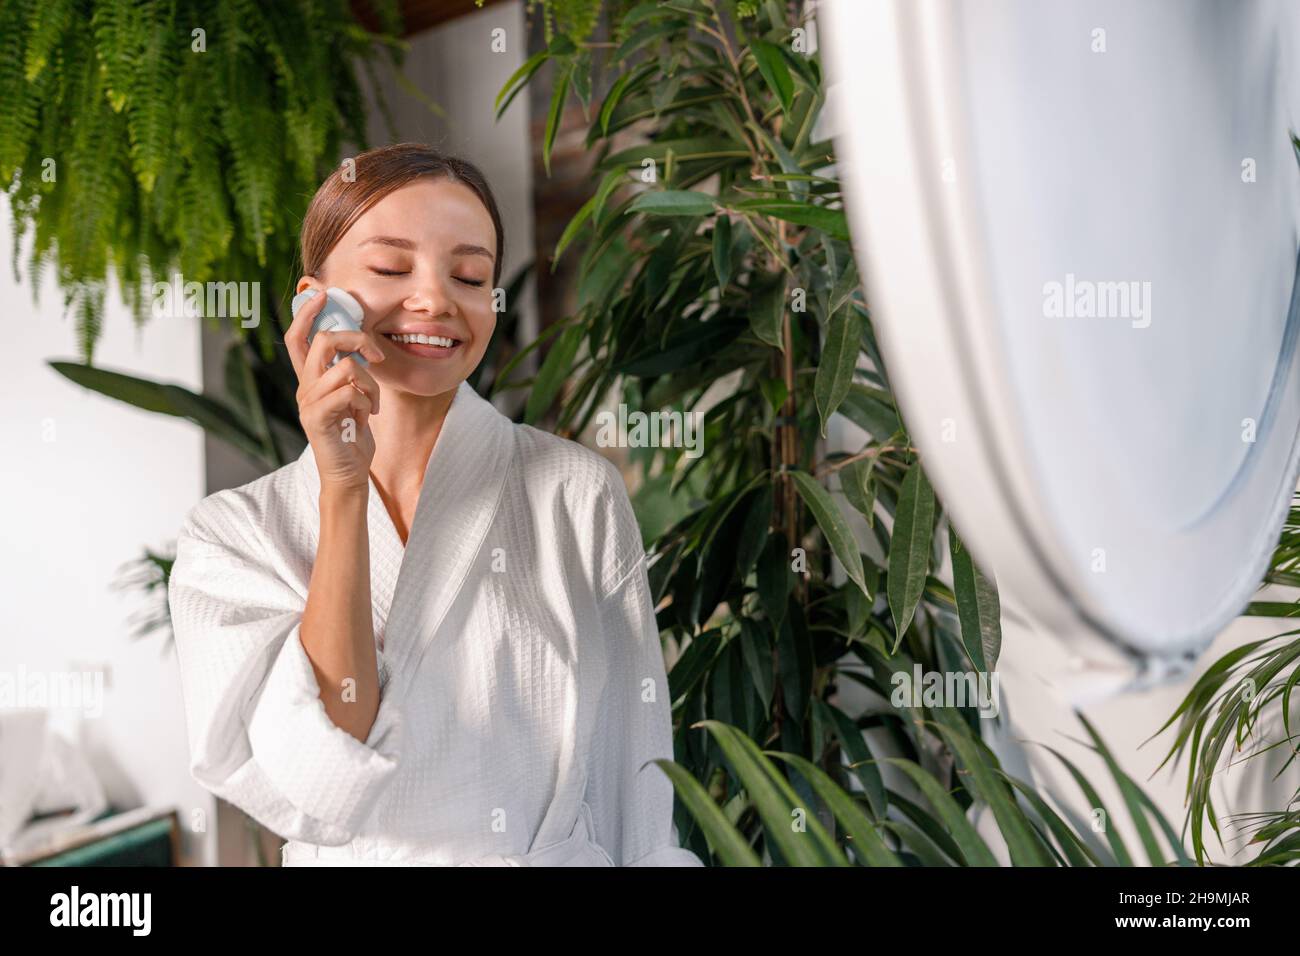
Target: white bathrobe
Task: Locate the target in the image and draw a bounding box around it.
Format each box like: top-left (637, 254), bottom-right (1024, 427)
top-left (168, 380), bottom-right (703, 867)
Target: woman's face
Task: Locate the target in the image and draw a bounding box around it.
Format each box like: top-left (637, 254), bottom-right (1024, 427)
top-left (298, 178), bottom-right (498, 398)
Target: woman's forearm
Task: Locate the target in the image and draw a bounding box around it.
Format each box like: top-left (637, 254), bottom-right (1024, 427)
top-left (300, 484), bottom-right (381, 744)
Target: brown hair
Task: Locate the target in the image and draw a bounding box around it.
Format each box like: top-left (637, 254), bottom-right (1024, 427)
top-left (299, 143), bottom-right (505, 287)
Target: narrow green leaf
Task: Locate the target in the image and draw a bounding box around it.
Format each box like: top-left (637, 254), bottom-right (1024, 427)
top-left (495, 47), bottom-right (549, 119)
top-left (885, 758), bottom-right (1000, 866)
top-left (820, 700), bottom-right (886, 819)
top-left (749, 276), bottom-right (786, 350)
top-left (769, 751), bottom-right (901, 866)
top-left (814, 305), bottom-right (862, 436)
top-left (757, 531), bottom-right (793, 632)
top-left (739, 618), bottom-right (774, 712)
top-left (598, 62), bottom-right (647, 136)
top-left (1075, 712), bottom-right (1178, 866)
top-left (729, 199), bottom-right (849, 240)
top-left (602, 136), bottom-right (747, 170)
top-left (932, 714), bottom-right (1057, 866)
top-left (886, 789), bottom-right (966, 864)
top-left (627, 189), bottom-right (716, 216)
top-left (882, 820), bottom-right (956, 866)
top-left (666, 628), bottom-right (724, 703)
top-left (750, 39), bottom-right (794, 113)
top-left (735, 484), bottom-right (773, 579)
top-left (543, 61), bottom-right (572, 177)
top-left (712, 214), bottom-right (733, 289)
top-left (949, 525), bottom-right (1002, 673)
top-left (777, 611), bottom-right (811, 721)
top-left (845, 580), bottom-right (871, 638)
top-left (828, 256), bottom-right (860, 315)
top-left (654, 759), bottom-right (759, 866)
top-left (698, 720), bottom-right (849, 866)
top-left (999, 772), bottom-right (1103, 867)
top-left (553, 193), bottom-right (596, 268)
top-left (840, 459), bottom-right (876, 526)
top-left (839, 385), bottom-right (901, 440)
top-left (1035, 743), bottom-right (1131, 866)
top-left (887, 462), bottom-right (936, 649)
top-left (525, 323), bottom-right (582, 423)
top-left (790, 470), bottom-right (869, 598)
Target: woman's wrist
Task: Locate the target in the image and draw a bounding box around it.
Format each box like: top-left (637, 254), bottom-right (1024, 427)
top-left (319, 482), bottom-right (370, 518)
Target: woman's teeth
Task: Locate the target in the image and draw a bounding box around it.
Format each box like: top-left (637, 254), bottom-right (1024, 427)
top-left (384, 332), bottom-right (458, 347)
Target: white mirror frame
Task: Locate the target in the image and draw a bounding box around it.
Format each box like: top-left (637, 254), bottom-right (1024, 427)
top-left (822, 0), bottom-right (1300, 677)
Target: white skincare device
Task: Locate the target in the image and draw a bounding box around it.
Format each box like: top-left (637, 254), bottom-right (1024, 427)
top-left (291, 286), bottom-right (367, 368)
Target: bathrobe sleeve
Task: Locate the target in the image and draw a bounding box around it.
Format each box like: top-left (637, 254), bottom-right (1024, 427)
top-left (168, 496), bottom-right (403, 846)
top-left (584, 462), bottom-right (705, 867)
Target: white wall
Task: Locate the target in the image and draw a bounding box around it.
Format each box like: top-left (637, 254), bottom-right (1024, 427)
top-left (0, 201), bottom-right (214, 864)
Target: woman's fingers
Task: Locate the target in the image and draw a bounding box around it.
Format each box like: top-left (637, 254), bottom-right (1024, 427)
top-left (302, 382), bottom-right (374, 440)
top-left (285, 287), bottom-right (327, 380)
top-left (297, 354), bottom-right (382, 416)
top-left (303, 328), bottom-right (386, 381)
top-left (307, 377), bottom-right (373, 424)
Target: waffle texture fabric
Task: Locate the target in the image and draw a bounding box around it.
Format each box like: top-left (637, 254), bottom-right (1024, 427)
top-left (169, 381), bottom-right (703, 867)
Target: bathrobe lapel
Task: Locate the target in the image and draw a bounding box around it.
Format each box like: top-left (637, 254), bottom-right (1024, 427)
top-left (297, 381), bottom-right (516, 706)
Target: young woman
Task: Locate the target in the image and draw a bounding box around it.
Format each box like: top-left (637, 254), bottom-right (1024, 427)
top-left (168, 143), bottom-right (702, 867)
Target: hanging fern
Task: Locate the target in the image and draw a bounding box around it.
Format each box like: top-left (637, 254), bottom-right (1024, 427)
top-left (1, 0), bottom-right (405, 363)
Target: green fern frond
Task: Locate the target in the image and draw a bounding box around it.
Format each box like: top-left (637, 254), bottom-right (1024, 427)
top-left (2, 0), bottom-right (405, 361)
top-left (23, 0), bottom-right (74, 82)
top-left (0, 0), bottom-right (42, 182)
top-left (122, 0), bottom-right (180, 193)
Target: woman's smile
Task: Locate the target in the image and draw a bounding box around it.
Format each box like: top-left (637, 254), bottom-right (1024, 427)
top-left (381, 330), bottom-right (465, 359)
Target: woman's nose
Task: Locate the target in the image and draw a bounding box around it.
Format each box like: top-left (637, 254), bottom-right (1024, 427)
top-left (404, 273), bottom-right (456, 317)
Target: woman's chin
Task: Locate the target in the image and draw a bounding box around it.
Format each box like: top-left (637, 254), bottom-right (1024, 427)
top-left (375, 363), bottom-right (475, 398)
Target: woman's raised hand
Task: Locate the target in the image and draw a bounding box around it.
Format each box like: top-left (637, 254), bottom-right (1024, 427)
top-left (285, 288), bottom-right (387, 493)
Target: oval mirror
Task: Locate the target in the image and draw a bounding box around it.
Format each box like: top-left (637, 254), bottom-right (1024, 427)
top-left (822, 0), bottom-right (1300, 671)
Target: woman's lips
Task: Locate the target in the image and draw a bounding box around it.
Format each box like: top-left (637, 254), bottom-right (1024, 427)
top-left (381, 332), bottom-right (463, 359)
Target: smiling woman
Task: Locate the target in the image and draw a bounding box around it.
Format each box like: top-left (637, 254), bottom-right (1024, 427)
top-left (298, 147), bottom-right (504, 401)
top-left (166, 143), bottom-right (703, 867)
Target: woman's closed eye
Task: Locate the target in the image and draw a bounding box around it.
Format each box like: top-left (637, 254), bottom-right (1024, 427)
top-left (368, 266), bottom-right (485, 287)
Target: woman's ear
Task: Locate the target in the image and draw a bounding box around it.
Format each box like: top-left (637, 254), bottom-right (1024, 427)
top-left (295, 275), bottom-right (322, 295)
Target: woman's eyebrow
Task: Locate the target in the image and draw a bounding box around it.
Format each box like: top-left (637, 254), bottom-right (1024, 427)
top-left (360, 235), bottom-right (415, 250)
top-left (359, 236), bottom-right (493, 262)
top-left (451, 243), bottom-right (495, 262)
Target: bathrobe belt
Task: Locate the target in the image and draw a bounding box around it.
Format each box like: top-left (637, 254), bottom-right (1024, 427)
top-left (280, 802), bottom-right (614, 867)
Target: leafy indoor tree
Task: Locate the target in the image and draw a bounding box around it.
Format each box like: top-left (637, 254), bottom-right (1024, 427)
top-left (493, 0), bottom-right (1193, 865)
